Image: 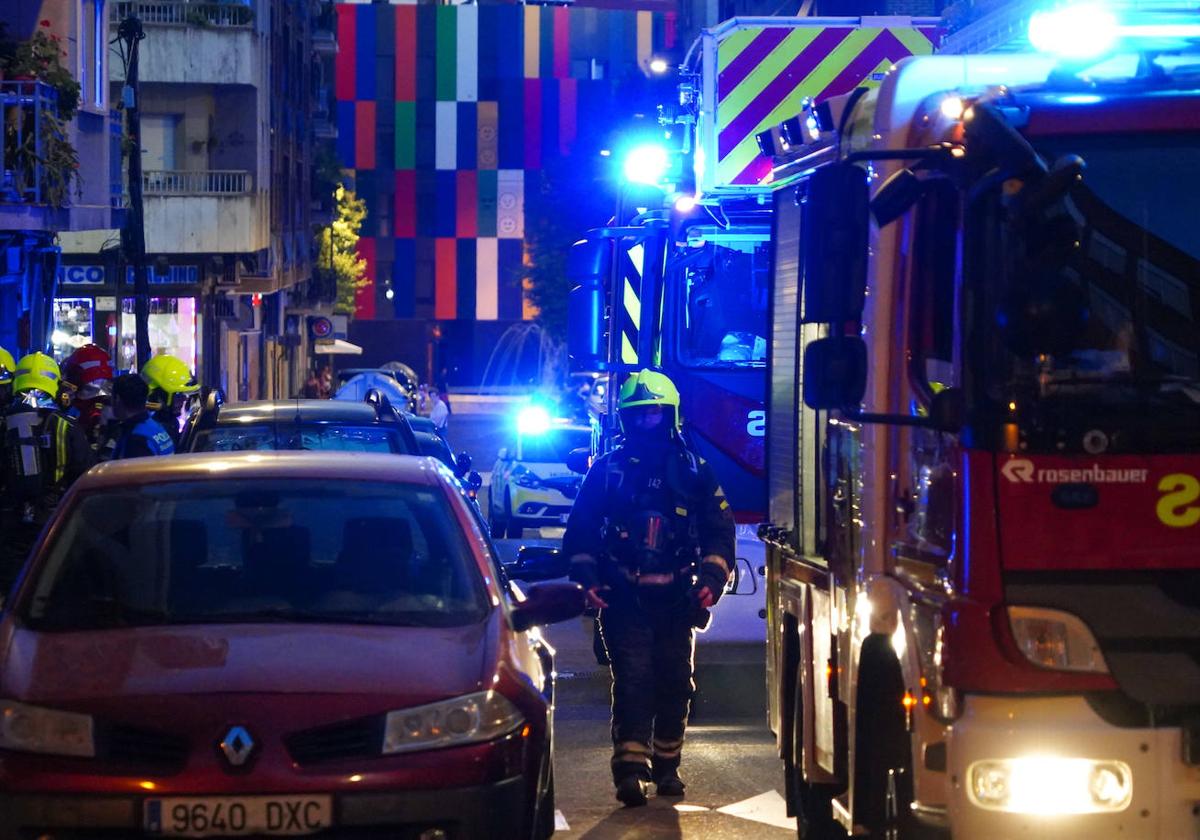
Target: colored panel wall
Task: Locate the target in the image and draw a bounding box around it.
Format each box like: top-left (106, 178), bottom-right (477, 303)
top-left (334, 3), bottom-right (669, 323)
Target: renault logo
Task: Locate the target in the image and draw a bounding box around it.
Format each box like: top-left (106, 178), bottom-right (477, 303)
top-left (219, 726), bottom-right (255, 767)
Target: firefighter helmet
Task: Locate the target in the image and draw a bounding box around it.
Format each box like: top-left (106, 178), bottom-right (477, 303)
top-left (13, 352), bottom-right (62, 399)
top-left (618, 369), bottom-right (681, 431)
top-left (140, 354), bottom-right (199, 403)
top-left (0, 346), bottom-right (14, 385)
top-left (63, 344), bottom-right (114, 398)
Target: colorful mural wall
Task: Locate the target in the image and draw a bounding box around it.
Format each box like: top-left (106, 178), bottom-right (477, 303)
top-left (333, 2), bottom-right (675, 321)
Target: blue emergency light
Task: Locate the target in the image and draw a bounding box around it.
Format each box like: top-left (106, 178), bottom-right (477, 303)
top-left (1029, 1), bottom-right (1200, 59)
top-left (516, 405), bottom-right (552, 437)
top-left (623, 144), bottom-right (670, 186)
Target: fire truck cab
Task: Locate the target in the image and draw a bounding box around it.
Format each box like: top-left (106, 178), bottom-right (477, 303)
top-left (762, 17), bottom-right (1200, 839)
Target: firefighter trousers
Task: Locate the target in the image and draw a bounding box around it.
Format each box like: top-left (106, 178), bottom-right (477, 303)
top-left (599, 603), bottom-right (696, 785)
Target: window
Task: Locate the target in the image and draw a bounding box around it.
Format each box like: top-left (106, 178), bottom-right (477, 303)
top-left (93, 0), bottom-right (105, 107)
top-left (25, 480), bottom-right (489, 630)
top-left (193, 425), bottom-right (405, 454)
top-left (51, 298), bottom-right (95, 362)
top-left (677, 239), bottom-right (770, 367)
top-left (120, 297), bottom-right (197, 372)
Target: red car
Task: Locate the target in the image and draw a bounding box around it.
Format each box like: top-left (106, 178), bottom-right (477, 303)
top-left (0, 452), bottom-right (583, 839)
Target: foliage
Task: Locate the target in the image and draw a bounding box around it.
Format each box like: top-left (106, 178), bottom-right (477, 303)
top-left (522, 154), bottom-right (611, 341)
top-left (315, 185), bottom-right (370, 316)
top-left (0, 22), bottom-right (82, 209)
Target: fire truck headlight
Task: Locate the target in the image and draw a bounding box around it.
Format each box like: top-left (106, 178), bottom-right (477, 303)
top-left (968, 757), bottom-right (1132, 814)
top-left (1007, 605), bottom-right (1109, 673)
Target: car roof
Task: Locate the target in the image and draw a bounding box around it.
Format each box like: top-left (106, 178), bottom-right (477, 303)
top-left (209, 400), bottom-right (389, 425)
top-left (76, 451), bottom-right (447, 491)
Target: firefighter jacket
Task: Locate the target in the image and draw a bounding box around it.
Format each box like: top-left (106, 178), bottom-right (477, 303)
top-left (1, 404), bottom-right (94, 511)
top-left (112, 412), bottom-right (176, 459)
top-left (563, 438), bottom-right (736, 610)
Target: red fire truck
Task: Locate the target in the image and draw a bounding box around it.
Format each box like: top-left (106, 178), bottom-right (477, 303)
top-left (759, 10), bottom-right (1200, 838)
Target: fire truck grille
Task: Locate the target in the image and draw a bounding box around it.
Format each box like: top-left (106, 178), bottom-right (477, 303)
top-left (1007, 570), bottom-right (1200, 709)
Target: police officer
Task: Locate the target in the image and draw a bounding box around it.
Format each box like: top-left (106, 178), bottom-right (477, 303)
top-left (563, 369), bottom-right (736, 807)
top-left (1, 352), bottom-right (94, 587)
top-left (110, 374), bottom-right (176, 459)
top-left (139, 354), bottom-right (199, 448)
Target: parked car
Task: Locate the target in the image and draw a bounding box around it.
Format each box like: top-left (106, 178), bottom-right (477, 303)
top-left (180, 392), bottom-right (420, 455)
top-left (490, 423), bottom-right (592, 538)
top-left (0, 452), bottom-right (583, 839)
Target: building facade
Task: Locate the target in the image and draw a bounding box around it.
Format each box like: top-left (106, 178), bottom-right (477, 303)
top-left (0, 0), bottom-right (123, 358)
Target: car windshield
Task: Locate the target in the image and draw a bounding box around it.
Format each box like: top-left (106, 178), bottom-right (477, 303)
top-left (677, 239), bottom-right (770, 368)
top-left (976, 131), bottom-right (1200, 446)
top-left (193, 425), bottom-right (404, 453)
top-left (515, 427), bottom-right (591, 463)
top-left (23, 480), bottom-right (488, 630)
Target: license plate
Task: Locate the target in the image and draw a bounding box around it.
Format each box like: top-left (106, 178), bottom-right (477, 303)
top-left (144, 795), bottom-right (332, 837)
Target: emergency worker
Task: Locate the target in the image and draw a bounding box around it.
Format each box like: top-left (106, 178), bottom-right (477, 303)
top-left (0, 346), bottom-right (14, 406)
top-left (110, 374), bottom-right (175, 459)
top-left (62, 344), bottom-right (115, 446)
top-left (0, 353), bottom-right (93, 586)
top-left (139, 354), bottom-right (198, 447)
top-left (563, 369), bottom-right (736, 807)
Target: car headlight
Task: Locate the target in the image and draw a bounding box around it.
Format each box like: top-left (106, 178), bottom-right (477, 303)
top-left (1, 699), bottom-right (95, 758)
top-left (968, 757), bottom-right (1132, 814)
top-left (512, 466), bottom-right (544, 489)
top-left (382, 691), bottom-right (524, 755)
top-left (1007, 606), bottom-right (1108, 673)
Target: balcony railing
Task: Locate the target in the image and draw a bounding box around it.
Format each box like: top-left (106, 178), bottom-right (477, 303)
top-left (111, 0), bottom-right (254, 28)
top-left (143, 169), bottom-right (252, 195)
top-left (1, 81), bottom-right (59, 207)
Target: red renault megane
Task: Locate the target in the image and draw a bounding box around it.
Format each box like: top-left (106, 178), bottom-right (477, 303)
top-left (0, 452), bottom-right (583, 839)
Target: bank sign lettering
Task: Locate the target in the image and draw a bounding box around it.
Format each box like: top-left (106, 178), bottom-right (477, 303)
top-left (58, 265), bottom-right (105, 285)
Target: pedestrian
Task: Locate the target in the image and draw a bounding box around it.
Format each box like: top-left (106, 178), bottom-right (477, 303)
top-left (428, 388), bottom-right (449, 434)
top-left (110, 374), bottom-right (176, 459)
top-left (0, 352), bottom-right (93, 588)
top-left (139, 354), bottom-right (199, 448)
top-left (562, 368), bottom-right (736, 807)
top-left (302, 369), bottom-right (322, 398)
top-left (319, 365), bottom-right (334, 398)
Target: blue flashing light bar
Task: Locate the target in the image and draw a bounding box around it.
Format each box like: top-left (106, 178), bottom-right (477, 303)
top-left (1029, 2), bottom-right (1200, 59)
top-left (516, 405), bottom-right (552, 437)
top-left (623, 144), bottom-right (670, 186)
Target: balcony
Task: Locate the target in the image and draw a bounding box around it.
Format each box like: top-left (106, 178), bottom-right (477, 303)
top-left (1, 81), bottom-right (121, 233)
top-left (312, 4), bottom-right (336, 56)
top-left (143, 169), bottom-right (252, 195)
top-left (109, 1), bottom-right (262, 87)
top-left (142, 169), bottom-right (268, 254)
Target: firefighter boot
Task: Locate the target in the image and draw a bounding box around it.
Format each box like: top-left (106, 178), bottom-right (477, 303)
top-left (654, 769), bottom-right (686, 797)
top-left (615, 775), bottom-right (650, 808)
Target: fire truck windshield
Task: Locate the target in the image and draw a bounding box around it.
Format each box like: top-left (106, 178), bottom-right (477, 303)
top-left (676, 239), bottom-right (770, 368)
top-left (976, 131), bottom-right (1200, 451)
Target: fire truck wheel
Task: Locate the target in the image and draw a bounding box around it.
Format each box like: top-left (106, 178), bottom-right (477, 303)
top-left (793, 773), bottom-right (845, 839)
top-left (852, 634), bottom-right (925, 838)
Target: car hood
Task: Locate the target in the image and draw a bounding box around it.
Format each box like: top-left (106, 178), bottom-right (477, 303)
top-left (0, 619), bottom-right (495, 706)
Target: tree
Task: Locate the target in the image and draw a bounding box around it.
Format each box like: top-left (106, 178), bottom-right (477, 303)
top-left (522, 153), bottom-right (611, 341)
top-left (316, 185), bottom-right (369, 315)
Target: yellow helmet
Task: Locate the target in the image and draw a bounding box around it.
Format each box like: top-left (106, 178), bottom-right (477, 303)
top-left (140, 354), bottom-right (198, 402)
top-left (13, 352), bottom-right (62, 399)
top-left (618, 368), bottom-right (681, 431)
top-left (0, 346), bottom-right (14, 385)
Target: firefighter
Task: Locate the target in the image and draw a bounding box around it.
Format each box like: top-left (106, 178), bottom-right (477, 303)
top-left (61, 344), bottom-right (115, 448)
top-left (139, 354), bottom-right (198, 448)
top-left (0, 353), bottom-right (93, 587)
top-left (110, 374), bottom-right (176, 459)
top-left (0, 346), bottom-right (14, 406)
top-left (563, 368), bottom-right (736, 807)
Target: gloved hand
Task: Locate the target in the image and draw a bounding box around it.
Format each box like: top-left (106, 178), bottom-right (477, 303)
top-left (585, 586), bottom-right (610, 610)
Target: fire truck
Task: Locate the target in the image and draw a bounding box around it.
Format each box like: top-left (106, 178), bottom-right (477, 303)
top-left (758, 5), bottom-right (1200, 838)
top-left (565, 16), bottom-right (940, 523)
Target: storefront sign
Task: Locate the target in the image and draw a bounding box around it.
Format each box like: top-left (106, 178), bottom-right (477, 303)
top-left (59, 265), bottom-right (106, 285)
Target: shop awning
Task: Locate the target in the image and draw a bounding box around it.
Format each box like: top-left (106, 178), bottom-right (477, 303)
top-left (314, 338), bottom-right (363, 355)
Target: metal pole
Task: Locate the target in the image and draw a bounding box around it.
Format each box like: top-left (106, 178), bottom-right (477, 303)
top-left (118, 15), bottom-right (150, 369)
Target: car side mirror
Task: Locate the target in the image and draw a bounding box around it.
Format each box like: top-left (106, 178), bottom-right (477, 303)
top-left (455, 450), bottom-right (472, 477)
top-left (506, 545), bottom-right (570, 582)
top-left (802, 336), bottom-right (867, 411)
top-left (802, 163), bottom-right (868, 324)
top-left (510, 582), bottom-right (586, 632)
top-left (497, 447), bottom-right (509, 461)
top-left (565, 447), bottom-right (591, 476)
